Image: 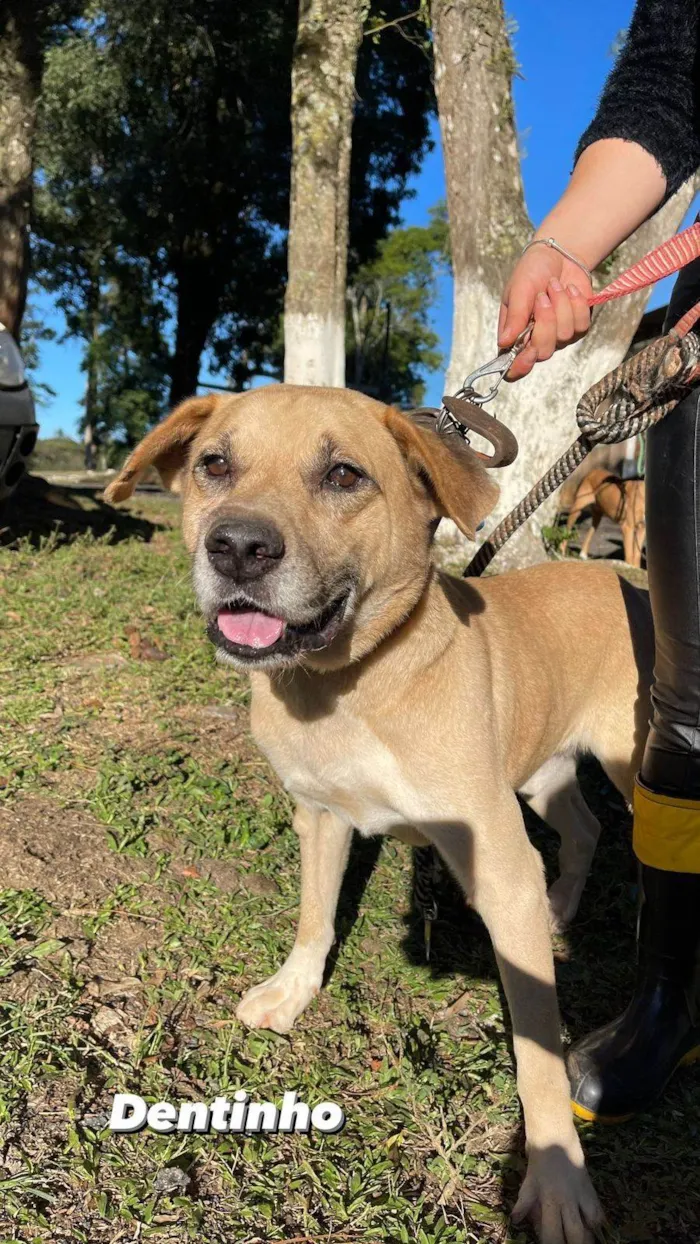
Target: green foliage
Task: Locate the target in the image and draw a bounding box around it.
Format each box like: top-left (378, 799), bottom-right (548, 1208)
top-left (541, 523), bottom-right (576, 556)
top-left (347, 203), bottom-right (448, 405)
top-left (349, 1), bottom-right (435, 270)
top-left (19, 299), bottom-right (56, 407)
top-left (31, 0), bottom-right (436, 425)
top-left (33, 24), bottom-right (170, 448)
top-left (30, 435), bottom-right (83, 473)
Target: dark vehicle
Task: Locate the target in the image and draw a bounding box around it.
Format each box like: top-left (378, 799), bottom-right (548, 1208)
top-left (0, 324), bottom-right (38, 502)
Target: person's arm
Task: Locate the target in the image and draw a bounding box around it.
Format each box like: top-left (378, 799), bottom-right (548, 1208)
top-left (501, 141), bottom-right (666, 378)
top-left (501, 0), bottom-right (700, 380)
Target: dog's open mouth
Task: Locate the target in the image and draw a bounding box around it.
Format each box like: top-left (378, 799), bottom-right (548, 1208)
top-left (208, 593), bottom-right (350, 663)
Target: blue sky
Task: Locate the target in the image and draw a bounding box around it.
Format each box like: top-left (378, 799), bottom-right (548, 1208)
top-left (33, 0), bottom-right (683, 436)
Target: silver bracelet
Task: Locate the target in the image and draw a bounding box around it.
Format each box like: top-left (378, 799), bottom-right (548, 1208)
top-left (521, 236), bottom-right (592, 284)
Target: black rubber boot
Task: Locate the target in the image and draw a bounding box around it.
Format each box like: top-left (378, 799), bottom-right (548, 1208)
top-left (568, 859), bottom-right (700, 1122)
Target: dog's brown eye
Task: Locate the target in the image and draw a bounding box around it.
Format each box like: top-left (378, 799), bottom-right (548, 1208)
top-left (203, 455), bottom-right (229, 478)
top-left (325, 463), bottom-right (363, 490)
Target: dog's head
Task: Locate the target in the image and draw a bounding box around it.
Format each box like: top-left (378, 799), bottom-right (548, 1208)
top-left (105, 386), bottom-right (498, 670)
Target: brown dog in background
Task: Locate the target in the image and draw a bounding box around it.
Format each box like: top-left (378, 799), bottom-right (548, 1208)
top-left (105, 386), bottom-right (657, 1243)
top-left (562, 467), bottom-right (646, 567)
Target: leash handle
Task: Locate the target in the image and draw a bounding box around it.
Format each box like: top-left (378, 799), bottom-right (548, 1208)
top-left (588, 219), bottom-right (700, 346)
top-left (590, 222), bottom-right (700, 309)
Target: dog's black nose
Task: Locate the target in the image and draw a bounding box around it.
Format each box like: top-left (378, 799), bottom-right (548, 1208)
top-left (205, 518), bottom-right (285, 580)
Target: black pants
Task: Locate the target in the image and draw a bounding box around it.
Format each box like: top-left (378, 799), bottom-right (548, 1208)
top-left (640, 258), bottom-right (700, 800)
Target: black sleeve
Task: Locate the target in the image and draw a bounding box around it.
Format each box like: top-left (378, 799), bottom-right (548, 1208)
top-left (575, 0), bottom-right (700, 197)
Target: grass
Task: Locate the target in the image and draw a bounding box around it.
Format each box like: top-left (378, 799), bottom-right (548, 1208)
top-left (1, 484), bottom-right (699, 1243)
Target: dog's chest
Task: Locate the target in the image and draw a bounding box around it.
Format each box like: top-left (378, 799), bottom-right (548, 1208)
top-left (252, 705), bottom-right (424, 835)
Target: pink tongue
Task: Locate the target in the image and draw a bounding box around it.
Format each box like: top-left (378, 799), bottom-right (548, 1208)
top-left (217, 609), bottom-right (285, 649)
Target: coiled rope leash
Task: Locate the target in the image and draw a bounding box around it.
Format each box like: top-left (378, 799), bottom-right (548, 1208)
top-left (463, 221), bottom-right (700, 577)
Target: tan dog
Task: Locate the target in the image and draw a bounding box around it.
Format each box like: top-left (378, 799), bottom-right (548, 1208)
top-left (107, 386), bottom-right (655, 1244)
top-left (562, 466), bottom-right (646, 567)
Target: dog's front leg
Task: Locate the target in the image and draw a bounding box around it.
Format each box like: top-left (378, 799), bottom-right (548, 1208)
top-left (236, 802), bottom-right (352, 1034)
top-left (430, 791), bottom-right (603, 1244)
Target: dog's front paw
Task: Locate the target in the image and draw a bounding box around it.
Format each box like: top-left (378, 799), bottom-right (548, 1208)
top-left (513, 1145), bottom-right (603, 1244)
top-left (236, 955), bottom-right (322, 1033)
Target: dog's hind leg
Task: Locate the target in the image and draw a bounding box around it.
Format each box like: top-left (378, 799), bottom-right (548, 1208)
top-left (622, 519), bottom-right (637, 568)
top-left (560, 500), bottom-right (583, 558)
top-left (578, 509), bottom-right (600, 560)
top-left (236, 802), bottom-right (352, 1033)
top-left (519, 755), bottom-right (601, 932)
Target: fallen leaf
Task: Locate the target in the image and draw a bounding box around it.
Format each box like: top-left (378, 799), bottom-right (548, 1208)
top-left (28, 938), bottom-right (64, 960)
top-left (90, 1006), bottom-right (126, 1039)
top-left (140, 642), bottom-right (169, 661)
top-left (179, 865), bottom-right (202, 880)
top-left (39, 700), bottom-right (64, 722)
top-left (126, 627), bottom-right (170, 661)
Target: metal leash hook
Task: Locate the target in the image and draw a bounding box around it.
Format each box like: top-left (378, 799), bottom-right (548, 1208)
top-left (435, 325), bottom-right (531, 468)
top-left (460, 324), bottom-right (534, 407)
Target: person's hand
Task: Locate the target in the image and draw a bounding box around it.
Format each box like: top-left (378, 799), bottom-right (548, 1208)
top-left (499, 244), bottom-right (594, 381)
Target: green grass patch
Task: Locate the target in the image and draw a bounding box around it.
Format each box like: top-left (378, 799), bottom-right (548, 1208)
top-left (0, 496), bottom-right (699, 1242)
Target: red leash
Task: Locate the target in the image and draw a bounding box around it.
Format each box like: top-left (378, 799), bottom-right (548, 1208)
top-left (589, 220), bottom-right (700, 338)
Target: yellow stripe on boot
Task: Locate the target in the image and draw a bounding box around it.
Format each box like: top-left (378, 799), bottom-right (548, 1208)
top-left (633, 779), bottom-right (700, 873)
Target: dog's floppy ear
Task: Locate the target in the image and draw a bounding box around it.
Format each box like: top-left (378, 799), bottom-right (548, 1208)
top-left (104, 394), bottom-right (221, 502)
top-left (385, 407), bottom-right (499, 539)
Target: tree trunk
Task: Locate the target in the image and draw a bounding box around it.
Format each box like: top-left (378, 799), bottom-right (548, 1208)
top-left (0, 5), bottom-right (40, 338)
top-left (83, 264), bottom-right (101, 470)
top-left (83, 421), bottom-right (96, 472)
top-left (284, 0), bottom-right (367, 387)
top-left (432, 0), bottom-right (697, 568)
top-left (83, 331), bottom-right (98, 472)
top-left (169, 264), bottom-right (215, 407)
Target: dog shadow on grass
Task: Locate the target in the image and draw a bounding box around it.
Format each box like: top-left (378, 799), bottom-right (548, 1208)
top-left (0, 473), bottom-right (164, 548)
top-left (383, 759), bottom-right (700, 1241)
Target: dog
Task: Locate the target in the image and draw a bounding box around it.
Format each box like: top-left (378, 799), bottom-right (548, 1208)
top-left (562, 466), bottom-right (646, 568)
top-left (106, 386), bottom-right (655, 1244)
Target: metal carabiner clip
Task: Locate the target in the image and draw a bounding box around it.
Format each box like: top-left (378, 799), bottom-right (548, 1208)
top-left (459, 324), bottom-right (533, 406)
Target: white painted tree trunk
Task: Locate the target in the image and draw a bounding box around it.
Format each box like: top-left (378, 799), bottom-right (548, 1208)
top-left (284, 311), bottom-right (346, 388)
top-left (431, 0), bottom-right (698, 568)
top-left (284, 0), bottom-right (367, 388)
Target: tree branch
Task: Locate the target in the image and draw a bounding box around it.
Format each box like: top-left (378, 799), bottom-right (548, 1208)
top-left (364, 9), bottom-right (422, 38)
